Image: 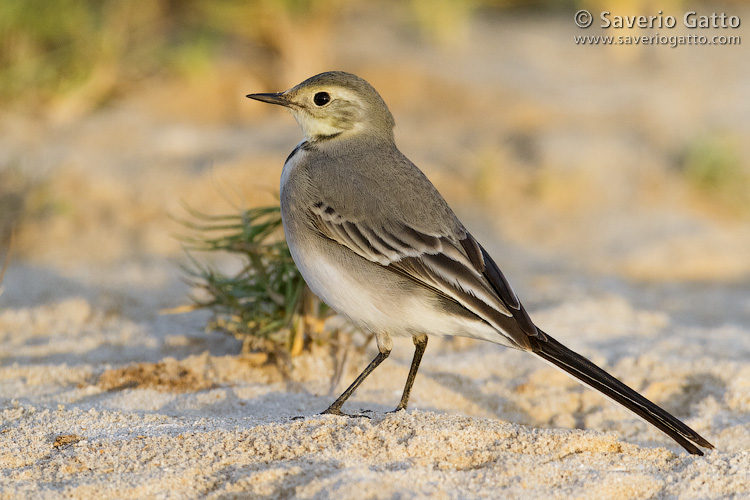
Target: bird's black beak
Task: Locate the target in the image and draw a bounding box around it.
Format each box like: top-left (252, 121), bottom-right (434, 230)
top-left (246, 92), bottom-right (290, 107)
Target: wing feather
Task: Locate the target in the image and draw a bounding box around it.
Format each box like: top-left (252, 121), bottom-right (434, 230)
top-left (309, 201), bottom-right (541, 348)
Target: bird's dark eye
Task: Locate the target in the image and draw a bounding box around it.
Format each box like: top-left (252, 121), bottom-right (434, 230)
top-left (313, 92), bottom-right (331, 106)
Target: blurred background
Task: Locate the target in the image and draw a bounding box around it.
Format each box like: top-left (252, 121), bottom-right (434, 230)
top-left (1, 0), bottom-right (749, 341)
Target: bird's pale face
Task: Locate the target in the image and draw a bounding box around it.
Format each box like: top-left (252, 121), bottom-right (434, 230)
top-left (251, 85), bottom-right (368, 141)
top-left (248, 72), bottom-right (396, 142)
top-left (287, 85), bottom-right (369, 140)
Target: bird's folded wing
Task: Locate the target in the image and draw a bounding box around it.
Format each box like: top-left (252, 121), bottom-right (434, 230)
top-left (309, 201), bottom-right (543, 349)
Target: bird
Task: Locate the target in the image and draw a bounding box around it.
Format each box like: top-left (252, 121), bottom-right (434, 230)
top-left (247, 71), bottom-right (714, 456)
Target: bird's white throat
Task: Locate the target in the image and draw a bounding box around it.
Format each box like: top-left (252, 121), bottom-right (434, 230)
top-left (291, 110), bottom-right (344, 140)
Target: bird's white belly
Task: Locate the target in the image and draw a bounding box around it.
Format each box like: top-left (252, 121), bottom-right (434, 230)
top-left (285, 231), bottom-right (510, 347)
top-left (287, 240), bottom-right (397, 333)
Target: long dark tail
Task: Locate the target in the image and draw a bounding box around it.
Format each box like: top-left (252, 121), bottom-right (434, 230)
top-left (532, 330), bottom-right (713, 455)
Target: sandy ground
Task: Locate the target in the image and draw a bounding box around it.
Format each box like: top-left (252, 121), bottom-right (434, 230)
top-left (2, 9), bottom-right (750, 499)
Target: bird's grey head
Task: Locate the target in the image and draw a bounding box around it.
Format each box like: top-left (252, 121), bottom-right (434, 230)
top-left (247, 71), bottom-right (396, 142)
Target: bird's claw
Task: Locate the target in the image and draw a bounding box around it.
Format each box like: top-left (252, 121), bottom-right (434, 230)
top-left (321, 408), bottom-right (372, 418)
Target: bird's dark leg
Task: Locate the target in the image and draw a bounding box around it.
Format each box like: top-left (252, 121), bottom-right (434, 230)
top-left (392, 334), bottom-right (428, 412)
top-left (322, 348), bottom-right (390, 417)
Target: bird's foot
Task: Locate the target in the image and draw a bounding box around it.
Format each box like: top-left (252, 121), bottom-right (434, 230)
top-left (321, 407), bottom-right (371, 418)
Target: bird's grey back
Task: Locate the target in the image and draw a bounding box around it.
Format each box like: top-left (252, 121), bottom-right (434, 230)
top-left (298, 138), bottom-right (466, 241)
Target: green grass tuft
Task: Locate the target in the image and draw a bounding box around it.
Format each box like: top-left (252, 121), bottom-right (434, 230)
top-left (178, 204), bottom-right (332, 358)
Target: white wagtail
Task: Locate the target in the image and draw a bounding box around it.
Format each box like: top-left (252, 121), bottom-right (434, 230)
top-left (247, 71), bottom-right (713, 455)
